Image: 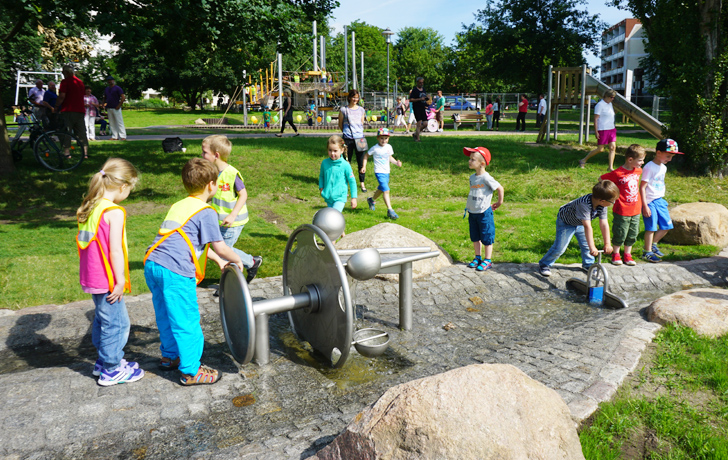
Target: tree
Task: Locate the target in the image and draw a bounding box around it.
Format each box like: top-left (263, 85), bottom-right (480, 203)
top-left (325, 21), bottom-right (389, 92)
top-left (469, 0), bottom-right (605, 94)
top-left (95, 0), bottom-right (337, 109)
top-left (393, 27), bottom-right (447, 92)
top-left (1, 0), bottom-right (95, 175)
top-left (611, 0), bottom-right (727, 174)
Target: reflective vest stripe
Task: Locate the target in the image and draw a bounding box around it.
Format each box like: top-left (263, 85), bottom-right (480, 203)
top-left (217, 211), bottom-right (249, 222)
top-left (212, 197), bottom-right (237, 209)
top-left (211, 166), bottom-right (249, 227)
top-left (143, 196), bottom-right (212, 285)
top-left (76, 198), bottom-right (131, 293)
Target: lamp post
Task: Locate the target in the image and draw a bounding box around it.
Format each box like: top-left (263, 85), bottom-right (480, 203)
top-left (382, 27), bottom-right (394, 128)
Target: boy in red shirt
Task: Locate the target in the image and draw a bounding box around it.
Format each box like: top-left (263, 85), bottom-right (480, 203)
top-left (600, 144), bottom-right (646, 266)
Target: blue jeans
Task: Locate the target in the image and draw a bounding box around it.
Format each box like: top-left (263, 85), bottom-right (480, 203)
top-left (539, 217), bottom-right (595, 270)
top-left (145, 260), bottom-right (203, 376)
top-left (220, 225), bottom-right (254, 268)
top-left (91, 292), bottom-right (130, 372)
top-left (486, 114), bottom-right (493, 129)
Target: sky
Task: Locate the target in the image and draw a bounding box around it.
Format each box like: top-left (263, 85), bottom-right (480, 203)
top-left (329, 0), bottom-right (631, 70)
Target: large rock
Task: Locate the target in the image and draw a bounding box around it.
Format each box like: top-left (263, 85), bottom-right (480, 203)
top-left (662, 202), bottom-right (728, 247)
top-left (307, 364), bottom-right (585, 460)
top-left (337, 223), bottom-right (451, 279)
top-left (647, 288), bottom-right (728, 337)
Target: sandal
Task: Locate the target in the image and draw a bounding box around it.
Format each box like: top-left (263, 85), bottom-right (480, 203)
top-left (180, 364), bottom-right (220, 386)
top-left (159, 356), bottom-right (180, 371)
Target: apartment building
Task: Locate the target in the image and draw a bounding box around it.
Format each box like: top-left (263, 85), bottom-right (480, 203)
top-left (600, 19), bottom-right (649, 96)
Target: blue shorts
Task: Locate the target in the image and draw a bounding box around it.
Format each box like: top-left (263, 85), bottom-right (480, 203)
top-left (375, 173), bottom-right (390, 192)
top-left (327, 201), bottom-right (346, 212)
top-left (468, 208), bottom-right (495, 245)
top-left (643, 197), bottom-right (673, 232)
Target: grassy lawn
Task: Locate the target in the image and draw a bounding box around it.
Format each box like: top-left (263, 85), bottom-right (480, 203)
top-left (1, 126), bottom-right (727, 310)
top-left (580, 323), bottom-right (728, 459)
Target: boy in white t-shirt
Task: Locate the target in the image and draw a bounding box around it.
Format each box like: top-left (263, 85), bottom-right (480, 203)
top-left (361, 128), bottom-right (402, 219)
top-left (639, 139), bottom-right (684, 263)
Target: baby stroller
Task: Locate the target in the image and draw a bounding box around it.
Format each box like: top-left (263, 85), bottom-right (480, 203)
top-left (426, 107), bottom-right (439, 132)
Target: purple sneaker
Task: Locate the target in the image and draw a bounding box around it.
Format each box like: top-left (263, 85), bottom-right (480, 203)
top-left (98, 365), bottom-right (145, 386)
top-left (93, 358), bottom-right (140, 377)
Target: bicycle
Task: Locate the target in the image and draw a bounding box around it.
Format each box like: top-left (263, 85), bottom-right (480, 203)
top-left (9, 107), bottom-right (85, 172)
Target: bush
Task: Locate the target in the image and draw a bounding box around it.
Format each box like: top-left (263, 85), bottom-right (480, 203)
top-left (129, 98), bottom-right (170, 109)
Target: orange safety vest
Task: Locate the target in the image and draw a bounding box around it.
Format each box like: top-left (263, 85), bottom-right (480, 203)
top-left (143, 196), bottom-right (213, 285)
top-left (77, 198), bottom-right (131, 293)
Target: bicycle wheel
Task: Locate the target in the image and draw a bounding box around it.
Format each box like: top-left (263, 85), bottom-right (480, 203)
top-left (34, 131), bottom-right (85, 172)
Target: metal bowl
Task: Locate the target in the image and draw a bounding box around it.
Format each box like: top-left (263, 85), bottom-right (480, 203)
top-left (353, 328), bottom-right (390, 358)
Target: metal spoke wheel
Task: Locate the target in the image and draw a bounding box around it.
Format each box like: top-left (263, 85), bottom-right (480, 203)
top-left (34, 131), bottom-right (85, 172)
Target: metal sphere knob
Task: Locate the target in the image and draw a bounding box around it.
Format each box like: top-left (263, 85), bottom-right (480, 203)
top-left (312, 207), bottom-right (346, 241)
top-left (345, 248), bottom-right (381, 281)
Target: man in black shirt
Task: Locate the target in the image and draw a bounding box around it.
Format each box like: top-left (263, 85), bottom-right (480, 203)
top-left (409, 77), bottom-right (427, 142)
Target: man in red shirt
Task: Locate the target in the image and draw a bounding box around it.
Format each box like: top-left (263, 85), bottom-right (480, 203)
top-left (516, 94), bottom-right (528, 132)
top-left (55, 64), bottom-right (88, 158)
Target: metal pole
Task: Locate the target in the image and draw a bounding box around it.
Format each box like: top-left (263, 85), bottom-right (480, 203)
top-left (386, 41), bottom-right (390, 127)
top-left (579, 64), bottom-right (587, 145)
top-left (585, 93), bottom-right (591, 141)
top-left (254, 313), bottom-right (269, 365)
top-left (546, 65), bottom-right (552, 142)
top-left (278, 52), bottom-right (284, 126)
top-left (399, 262), bottom-right (412, 331)
top-left (344, 26), bottom-right (349, 93)
top-left (351, 31), bottom-right (357, 90)
top-left (243, 70), bottom-right (248, 126)
top-left (361, 51), bottom-right (364, 96)
top-left (313, 21), bottom-right (317, 71)
top-left (15, 70), bottom-right (21, 105)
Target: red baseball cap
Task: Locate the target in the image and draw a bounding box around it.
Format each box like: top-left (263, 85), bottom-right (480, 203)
top-left (463, 147), bottom-right (491, 165)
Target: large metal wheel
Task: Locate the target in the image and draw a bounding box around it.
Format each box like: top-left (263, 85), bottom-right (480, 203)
top-left (283, 224), bottom-right (354, 368)
top-left (219, 264), bottom-right (256, 364)
top-left (34, 131), bottom-right (85, 172)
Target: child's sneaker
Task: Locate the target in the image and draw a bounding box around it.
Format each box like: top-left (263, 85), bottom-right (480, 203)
top-left (539, 266), bottom-right (551, 277)
top-left (623, 253), bottom-right (636, 266)
top-left (159, 356), bottom-right (180, 371)
top-left (651, 244), bottom-right (664, 257)
top-left (468, 257), bottom-right (482, 268)
top-left (93, 358), bottom-right (139, 377)
top-left (611, 253), bottom-right (623, 266)
top-left (476, 260), bottom-right (493, 271)
top-left (246, 256), bottom-right (263, 283)
top-left (367, 197), bottom-right (375, 211)
top-left (643, 251), bottom-right (661, 263)
top-left (386, 209), bottom-right (399, 220)
top-left (98, 364), bottom-right (145, 386)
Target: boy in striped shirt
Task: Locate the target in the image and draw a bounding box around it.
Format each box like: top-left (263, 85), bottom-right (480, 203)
top-left (538, 180), bottom-right (619, 277)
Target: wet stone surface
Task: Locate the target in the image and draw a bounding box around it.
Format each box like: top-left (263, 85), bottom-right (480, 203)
top-left (0, 254), bottom-right (727, 459)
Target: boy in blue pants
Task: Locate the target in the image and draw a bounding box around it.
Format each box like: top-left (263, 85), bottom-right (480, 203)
top-left (538, 180), bottom-right (618, 276)
top-left (144, 158), bottom-right (244, 385)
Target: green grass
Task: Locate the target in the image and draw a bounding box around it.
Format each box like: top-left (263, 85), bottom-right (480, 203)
top-left (580, 324), bottom-right (728, 459)
top-left (1, 130), bottom-right (726, 310)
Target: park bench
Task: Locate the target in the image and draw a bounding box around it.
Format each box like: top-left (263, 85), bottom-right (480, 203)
top-left (452, 113), bottom-right (484, 131)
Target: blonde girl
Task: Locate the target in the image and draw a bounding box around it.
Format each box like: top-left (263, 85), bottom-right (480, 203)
top-left (76, 158), bottom-right (145, 386)
top-left (318, 135), bottom-right (358, 212)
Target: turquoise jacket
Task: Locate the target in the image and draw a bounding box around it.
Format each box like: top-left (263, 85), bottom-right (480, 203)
top-left (319, 157), bottom-right (358, 204)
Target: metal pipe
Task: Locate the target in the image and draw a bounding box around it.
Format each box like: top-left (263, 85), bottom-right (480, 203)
top-left (277, 52), bottom-right (283, 125)
top-left (546, 65), bottom-right (552, 142)
top-left (254, 292), bottom-right (312, 316)
top-left (351, 31), bottom-right (357, 90)
top-left (337, 247), bottom-right (431, 256)
top-left (361, 52), bottom-right (364, 96)
top-left (344, 26), bottom-right (349, 92)
top-left (254, 313), bottom-right (269, 365)
top-left (579, 64), bottom-right (587, 145)
top-left (399, 262), bottom-right (412, 331)
top-left (379, 251), bottom-right (440, 270)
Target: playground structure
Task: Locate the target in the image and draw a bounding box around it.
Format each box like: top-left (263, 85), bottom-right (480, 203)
top-left (538, 66), bottom-right (666, 143)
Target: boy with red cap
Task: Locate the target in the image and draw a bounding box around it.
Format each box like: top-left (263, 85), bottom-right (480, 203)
top-left (640, 139), bottom-right (684, 262)
top-left (464, 146), bottom-right (504, 271)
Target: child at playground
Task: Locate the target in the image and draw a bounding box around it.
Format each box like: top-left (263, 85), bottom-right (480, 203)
top-left (538, 180), bottom-right (618, 277)
top-left (306, 105), bottom-right (315, 126)
top-left (201, 135), bottom-right (262, 283)
top-left (640, 139), bottom-right (683, 262)
top-left (76, 158), bottom-right (144, 386)
top-left (464, 147), bottom-right (504, 272)
top-left (361, 128), bottom-right (402, 220)
top-left (319, 135), bottom-right (358, 212)
top-left (600, 144), bottom-right (646, 266)
top-left (144, 158), bottom-right (244, 386)
top-left (263, 106), bottom-right (271, 130)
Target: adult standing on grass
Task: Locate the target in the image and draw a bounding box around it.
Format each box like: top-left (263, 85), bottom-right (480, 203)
top-left (40, 81), bottom-right (58, 130)
top-left (435, 90), bottom-right (445, 132)
top-left (104, 76), bottom-right (127, 141)
top-left (55, 64), bottom-right (88, 159)
top-left (275, 90), bottom-right (299, 137)
top-left (492, 97), bottom-right (501, 130)
top-left (516, 93), bottom-right (528, 132)
top-left (84, 86), bottom-right (100, 141)
top-left (484, 98), bottom-right (494, 130)
top-left (579, 90), bottom-right (617, 171)
top-left (338, 89), bottom-right (368, 192)
top-left (28, 79), bottom-right (45, 119)
top-left (536, 94), bottom-right (547, 128)
top-left (409, 77), bottom-right (427, 142)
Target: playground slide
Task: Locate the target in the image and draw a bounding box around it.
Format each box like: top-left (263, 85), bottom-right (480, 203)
top-left (585, 74), bottom-right (665, 139)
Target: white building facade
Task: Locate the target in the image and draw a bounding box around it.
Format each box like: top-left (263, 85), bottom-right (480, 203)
top-left (600, 19), bottom-right (650, 98)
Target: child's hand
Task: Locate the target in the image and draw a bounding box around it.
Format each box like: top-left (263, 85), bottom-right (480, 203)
top-left (491, 201), bottom-right (502, 211)
top-left (603, 244), bottom-right (613, 255)
top-left (107, 284), bottom-right (124, 304)
top-left (589, 246), bottom-right (599, 257)
top-left (396, 160), bottom-right (402, 167)
top-left (360, 167), bottom-right (366, 174)
top-left (642, 206), bottom-right (651, 218)
top-left (221, 215), bottom-right (235, 227)
top-left (351, 198), bottom-right (358, 209)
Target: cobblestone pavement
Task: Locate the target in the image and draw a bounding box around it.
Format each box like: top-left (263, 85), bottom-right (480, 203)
top-left (1, 252), bottom-right (726, 459)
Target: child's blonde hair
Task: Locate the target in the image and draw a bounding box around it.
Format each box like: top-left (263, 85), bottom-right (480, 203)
top-left (328, 135), bottom-right (347, 157)
top-left (183, 157), bottom-right (219, 194)
top-left (202, 135), bottom-right (232, 161)
top-left (625, 144), bottom-right (646, 159)
top-left (77, 158), bottom-right (139, 223)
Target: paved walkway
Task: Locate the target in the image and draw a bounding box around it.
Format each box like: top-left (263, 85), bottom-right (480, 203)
top-left (1, 252), bottom-right (727, 459)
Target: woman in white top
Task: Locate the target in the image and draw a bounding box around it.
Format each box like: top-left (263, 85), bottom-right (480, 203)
top-left (579, 89), bottom-right (618, 171)
top-left (338, 89), bottom-right (368, 192)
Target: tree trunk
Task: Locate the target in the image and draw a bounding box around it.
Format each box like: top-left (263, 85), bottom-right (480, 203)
top-left (0, 89), bottom-right (17, 176)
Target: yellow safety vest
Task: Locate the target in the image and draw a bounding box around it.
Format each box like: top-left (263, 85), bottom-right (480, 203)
top-left (77, 198), bottom-right (131, 293)
top-left (211, 165), bottom-right (249, 227)
top-left (143, 196), bottom-right (213, 285)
